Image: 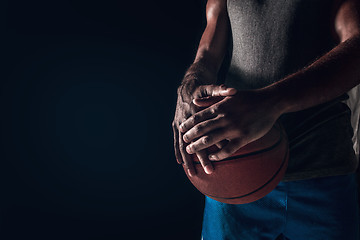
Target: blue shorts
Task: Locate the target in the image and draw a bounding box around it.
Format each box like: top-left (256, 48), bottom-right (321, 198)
top-left (201, 174), bottom-right (359, 240)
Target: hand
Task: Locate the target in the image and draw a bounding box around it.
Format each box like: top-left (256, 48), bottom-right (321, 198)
top-left (172, 83), bottom-right (237, 176)
top-left (179, 89), bottom-right (282, 161)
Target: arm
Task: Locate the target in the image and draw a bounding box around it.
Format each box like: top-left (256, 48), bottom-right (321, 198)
top-left (265, 0), bottom-right (360, 115)
top-left (180, 0), bottom-right (360, 161)
top-left (172, 0), bottom-right (233, 176)
top-left (179, 0), bottom-right (230, 98)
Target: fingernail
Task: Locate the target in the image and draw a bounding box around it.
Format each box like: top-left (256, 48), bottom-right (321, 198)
top-left (228, 88), bottom-right (237, 94)
top-left (209, 155), bottom-right (216, 160)
top-left (188, 169), bottom-right (195, 177)
top-left (176, 158), bottom-right (182, 164)
top-left (221, 89), bottom-right (231, 94)
top-left (204, 165), bottom-right (213, 174)
top-left (186, 145), bottom-right (192, 154)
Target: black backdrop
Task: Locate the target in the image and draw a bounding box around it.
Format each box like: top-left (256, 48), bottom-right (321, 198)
top-left (1, 1), bottom-right (207, 239)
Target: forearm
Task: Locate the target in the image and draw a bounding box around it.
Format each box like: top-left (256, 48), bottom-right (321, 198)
top-left (180, 0), bottom-right (229, 94)
top-left (265, 34), bottom-right (360, 116)
top-left (180, 62), bottom-right (218, 92)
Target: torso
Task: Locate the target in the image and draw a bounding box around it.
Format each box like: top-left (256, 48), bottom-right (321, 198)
top-left (224, 0), bottom-right (358, 181)
top-left (225, 0), bottom-right (336, 89)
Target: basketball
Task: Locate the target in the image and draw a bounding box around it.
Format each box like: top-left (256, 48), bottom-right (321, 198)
top-left (183, 122), bottom-right (289, 204)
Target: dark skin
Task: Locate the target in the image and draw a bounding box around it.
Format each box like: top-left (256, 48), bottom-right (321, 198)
top-left (172, 0), bottom-right (231, 176)
top-left (173, 0), bottom-right (360, 176)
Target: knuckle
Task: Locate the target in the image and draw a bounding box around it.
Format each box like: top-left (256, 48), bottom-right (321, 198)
top-left (194, 125), bottom-right (203, 134)
top-left (203, 136), bottom-right (211, 145)
top-left (192, 114), bottom-right (200, 122)
top-left (194, 125), bottom-right (202, 135)
top-left (197, 87), bottom-right (207, 98)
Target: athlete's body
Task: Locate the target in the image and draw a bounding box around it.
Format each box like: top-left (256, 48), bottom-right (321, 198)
top-left (173, 0), bottom-right (360, 175)
top-left (172, 0), bottom-right (360, 238)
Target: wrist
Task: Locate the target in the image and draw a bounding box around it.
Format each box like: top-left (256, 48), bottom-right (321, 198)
top-left (177, 79), bottom-right (198, 98)
top-left (257, 85), bottom-right (290, 118)
top-left (178, 63), bottom-right (218, 97)
top-left (182, 61), bottom-right (217, 84)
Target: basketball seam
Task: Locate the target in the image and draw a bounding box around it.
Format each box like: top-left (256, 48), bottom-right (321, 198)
top-left (205, 146), bottom-right (289, 200)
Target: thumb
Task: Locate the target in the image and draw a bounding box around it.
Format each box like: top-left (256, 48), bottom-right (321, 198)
top-left (216, 84), bottom-right (237, 96)
top-left (193, 84), bottom-right (237, 107)
top-left (195, 84), bottom-right (237, 98)
top-left (193, 96), bottom-right (224, 107)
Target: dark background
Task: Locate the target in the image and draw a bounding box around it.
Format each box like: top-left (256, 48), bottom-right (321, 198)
top-left (1, 0), bottom-right (207, 239)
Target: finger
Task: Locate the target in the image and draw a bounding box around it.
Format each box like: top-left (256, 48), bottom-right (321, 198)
top-left (195, 84), bottom-right (237, 98)
top-left (172, 122), bottom-right (183, 164)
top-left (179, 107), bottom-right (217, 133)
top-left (216, 139), bottom-right (229, 149)
top-left (192, 96), bottom-right (225, 107)
top-left (183, 116), bottom-right (226, 143)
top-left (186, 128), bottom-right (232, 154)
top-left (179, 131), bottom-right (196, 176)
top-left (208, 138), bottom-right (244, 161)
top-left (196, 150), bottom-right (214, 174)
top-left (218, 84), bottom-right (238, 95)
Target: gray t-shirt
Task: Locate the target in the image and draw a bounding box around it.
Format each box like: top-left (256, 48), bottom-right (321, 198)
top-left (223, 0), bottom-right (358, 181)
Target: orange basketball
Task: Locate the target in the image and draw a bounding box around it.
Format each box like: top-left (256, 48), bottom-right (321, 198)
top-left (183, 122), bottom-right (289, 204)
